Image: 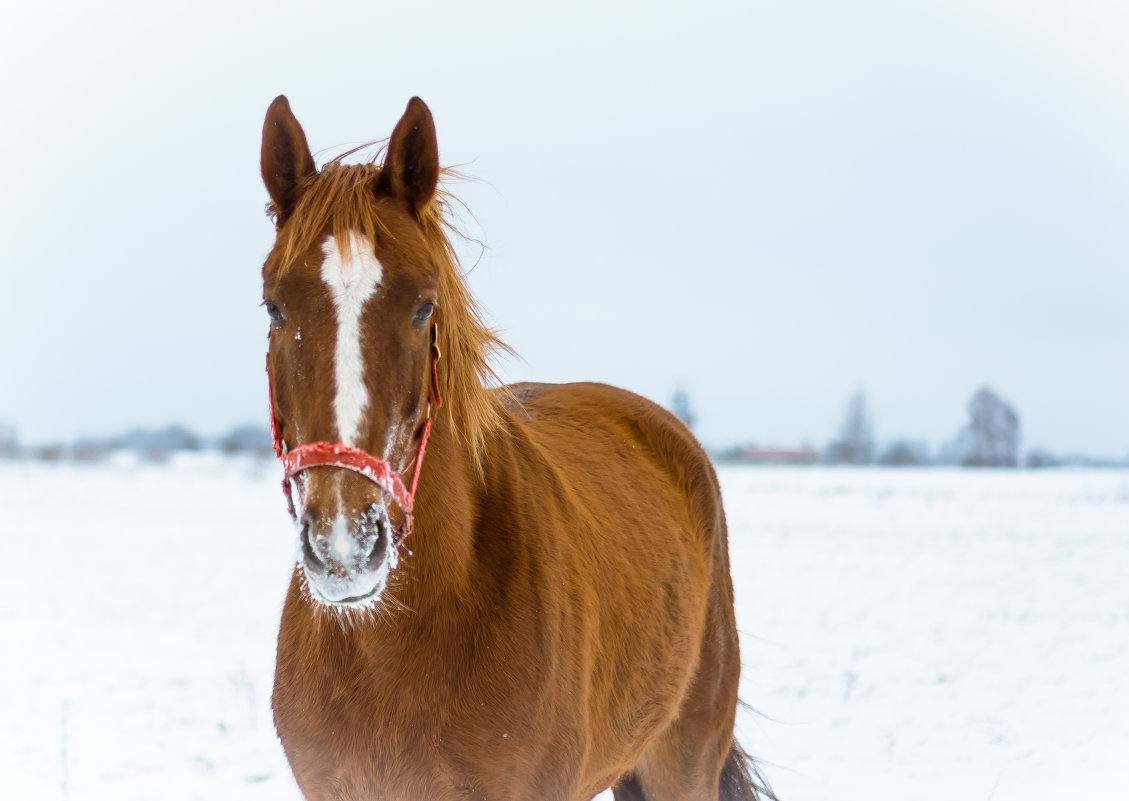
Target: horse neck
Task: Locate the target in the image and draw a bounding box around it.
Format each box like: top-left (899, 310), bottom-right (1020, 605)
top-left (393, 407), bottom-right (480, 610)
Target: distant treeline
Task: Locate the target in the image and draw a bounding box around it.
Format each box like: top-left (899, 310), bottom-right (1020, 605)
top-left (0, 423), bottom-right (273, 462)
top-left (4, 384), bottom-right (1128, 469)
top-left (701, 386), bottom-right (1129, 469)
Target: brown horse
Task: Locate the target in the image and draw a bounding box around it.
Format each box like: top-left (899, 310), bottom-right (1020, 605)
top-left (260, 95), bottom-right (771, 801)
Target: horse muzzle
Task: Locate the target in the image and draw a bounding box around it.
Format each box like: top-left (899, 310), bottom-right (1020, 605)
top-left (299, 502), bottom-right (399, 606)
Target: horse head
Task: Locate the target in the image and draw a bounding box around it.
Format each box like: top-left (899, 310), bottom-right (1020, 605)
top-left (260, 96), bottom-right (442, 608)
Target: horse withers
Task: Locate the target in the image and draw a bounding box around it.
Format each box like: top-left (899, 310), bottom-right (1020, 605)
top-left (260, 95), bottom-right (771, 801)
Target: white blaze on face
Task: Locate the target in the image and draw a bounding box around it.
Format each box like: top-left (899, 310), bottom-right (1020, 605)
top-left (320, 231), bottom-right (383, 446)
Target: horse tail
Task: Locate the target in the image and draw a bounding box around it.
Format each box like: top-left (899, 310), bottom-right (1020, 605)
top-left (719, 740), bottom-right (777, 801)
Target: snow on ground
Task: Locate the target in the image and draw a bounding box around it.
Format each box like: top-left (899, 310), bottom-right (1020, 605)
top-left (1, 456), bottom-right (1127, 800)
top-left (727, 468), bottom-right (1129, 800)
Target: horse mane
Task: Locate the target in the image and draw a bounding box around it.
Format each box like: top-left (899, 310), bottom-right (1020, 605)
top-left (267, 154), bottom-right (513, 475)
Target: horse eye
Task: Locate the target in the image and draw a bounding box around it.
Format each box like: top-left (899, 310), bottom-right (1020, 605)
top-left (265, 300), bottom-right (286, 327)
top-left (412, 300), bottom-right (435, 325)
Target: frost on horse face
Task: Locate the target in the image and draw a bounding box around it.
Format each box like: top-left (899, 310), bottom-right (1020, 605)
top-left (299, 509), bottom-right (400, 608)
top-left (259, 94), bottom-right (773, 801)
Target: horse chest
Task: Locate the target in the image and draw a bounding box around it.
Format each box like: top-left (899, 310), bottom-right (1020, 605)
top-left (273, 668), bottom-right (455, 800)
top-left (273, 681), bottom-right (557, 801)
top-left (272, 615), bottom-right (569, 801)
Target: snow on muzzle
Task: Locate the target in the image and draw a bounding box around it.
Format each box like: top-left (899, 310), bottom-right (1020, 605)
top-left (298, 501), bottom-right (399, 606)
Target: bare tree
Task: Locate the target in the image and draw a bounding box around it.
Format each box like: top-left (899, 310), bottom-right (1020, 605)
top-left (959, 386), bottom-right (1020, 468)
top-left (826, 390), bottom-right (874, 465)
top-left (0, 422), bottom-right (17, 458)
top-left (671, 385), bottom-right (696, 431)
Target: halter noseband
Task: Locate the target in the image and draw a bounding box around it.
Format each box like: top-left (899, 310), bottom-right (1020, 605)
top-left (268, 325), bottom-right (443, 544)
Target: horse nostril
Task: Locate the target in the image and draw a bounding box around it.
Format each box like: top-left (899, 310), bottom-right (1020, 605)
top-left (363, 505), bottom-right (391, 569)
top-left (300, 515), bottom-right (324, 573)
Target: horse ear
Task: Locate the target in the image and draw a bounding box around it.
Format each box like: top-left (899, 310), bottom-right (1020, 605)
top-left (377, 97), bottom-right (439, 215)
top-left (261, 95), bottom-right (316, 226)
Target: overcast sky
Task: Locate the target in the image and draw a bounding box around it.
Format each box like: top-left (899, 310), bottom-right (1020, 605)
top-left (2, 0), bottom-right (1126, 456)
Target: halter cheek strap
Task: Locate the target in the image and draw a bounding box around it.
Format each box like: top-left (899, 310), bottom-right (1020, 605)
top-left (267, 325), bottom-right (443, 544)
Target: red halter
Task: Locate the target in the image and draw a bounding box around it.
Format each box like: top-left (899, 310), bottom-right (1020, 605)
top-left (268, 325), bottom-right (443, 544)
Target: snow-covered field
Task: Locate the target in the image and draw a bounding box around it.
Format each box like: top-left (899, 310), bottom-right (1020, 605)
top-left (1, 456), bottom-right (1127, 800)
